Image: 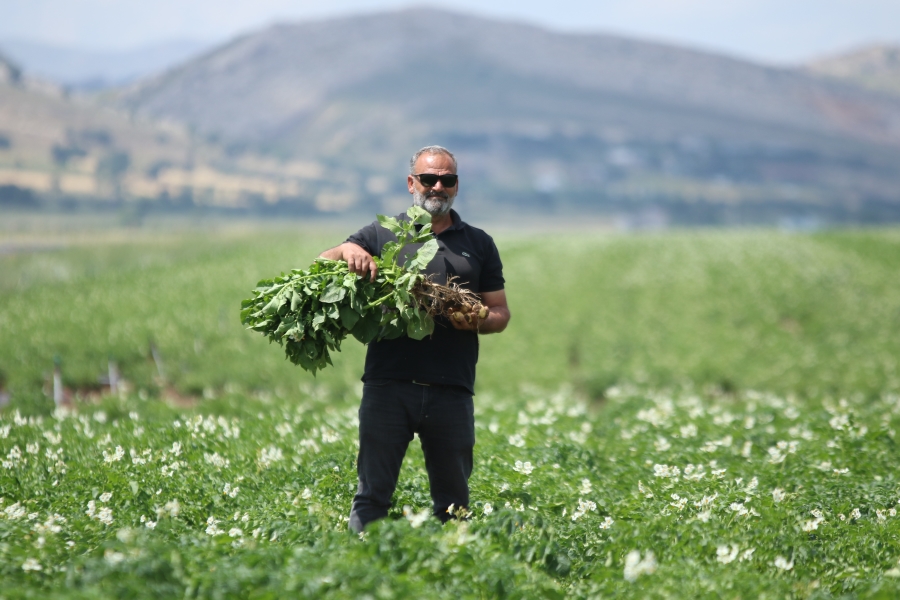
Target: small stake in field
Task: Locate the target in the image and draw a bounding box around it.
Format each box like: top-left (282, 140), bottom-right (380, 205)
top-left (52, 356), bottom-right (63, 405)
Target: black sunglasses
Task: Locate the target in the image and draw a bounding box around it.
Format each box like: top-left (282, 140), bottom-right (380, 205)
top-left (413, 173), bottom-right (458, 187)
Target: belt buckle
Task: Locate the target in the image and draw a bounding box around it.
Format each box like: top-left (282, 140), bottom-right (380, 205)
top-left (411, 380), bottom-right (430, 386)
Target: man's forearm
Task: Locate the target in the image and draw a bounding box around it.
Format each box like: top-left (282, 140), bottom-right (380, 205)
top-left (319, 243), bottom-right (350, 260)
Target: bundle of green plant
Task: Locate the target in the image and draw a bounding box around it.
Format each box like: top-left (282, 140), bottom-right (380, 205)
top-left (240, 206), bottom-right (486, 374)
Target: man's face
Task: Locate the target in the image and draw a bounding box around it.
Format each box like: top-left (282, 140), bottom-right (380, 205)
top-left (408, 152), bottom-right (458, 217)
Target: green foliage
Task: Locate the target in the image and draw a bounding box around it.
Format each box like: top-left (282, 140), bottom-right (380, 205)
top-left (2, 385), bottom-right (900, 597)
top-left (240, 206), bottom-right (439, 373)
top-left (4, 226), bottom-right (900, 596)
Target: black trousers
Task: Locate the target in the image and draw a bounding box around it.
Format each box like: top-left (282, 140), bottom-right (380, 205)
top-left (348, 379), bottom-right (475, 533)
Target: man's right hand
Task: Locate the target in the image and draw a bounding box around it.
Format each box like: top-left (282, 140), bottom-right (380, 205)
top-left (319, 242), bottom-right (378, 281)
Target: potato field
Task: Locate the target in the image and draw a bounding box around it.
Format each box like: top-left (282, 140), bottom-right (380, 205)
top-left (2, 225), bottom-right (900, 598)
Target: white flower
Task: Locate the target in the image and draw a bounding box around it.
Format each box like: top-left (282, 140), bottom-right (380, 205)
top-left (513, 461), bottom-right (534, 475)
top-left (571, 498), bottom-right (597, 521)
top-left (579, 479), bottom-right (592, 495)
top-left (223, 483), bottom-right (239, 498)
top-left (99, 492), bottom-right (112, 503)
top-left (850, 508), bottom-right (862, 520)
top-left (683, 464), bottom-right (706, 481)
top-left (483, 503), bottom-right (493, 516)
top-left (22, 557), bottom-right (42, 572)
top-left (638, 480), bottom-right (654, 498)
top-left (203, 452), bottom-right (229, 469)
top-left (654, 437), bottom-right (671, 452)
top-left (508, 434), bottom-right (526, 447)
top-left (300, 487), bottom-right (312, 500)
top-left (772, 488), bottom-right (786, 503)
top-left (228, 527), bottom-right (243, 538)
top-left (3, 502), bottom-right (26, 520)
top-left (740, 441), bottom-right (753, 458)
top-left (164, 499), bottom-right (181, 517)
top-left (623, 550), bottom-right (657, 582)
top-left (774, 556), bottom-right (794, 570)
top-left (802, 519), bottom-right (822, 532)
top-left (97, 507), bottom-right (113, 525)
top-left (740, 548), bottom-right (755, 562)
top-left (403, 506), bottom-right (431, 528)
top-left (729, 503), bottom-right (749, 516)
top-left (697, 510), bottom-right (712, 523)
top-left (104, 550), bottom-right (126, 565)
top-left (829, 414), bottom-right (849, 430)
top-left (876, 509), bottom-right (887, 522)
top-left (716, 544), bottom-right (739, 564)
top-left (694, 493), bottom-right (718, 509)
top-left (679, 423), bottom-right (698, 438)
top-left (258, 445), bottom-right (284, 468)
top-left (86, 500), bottom-right (97, 518)
top-left (598, 516), bottom-right (614, 529)
top-left (205, 516), bottom-right (223, 536)
top-left (103, 446), bottom-right (125, 463)
top-left (653, 464), bottom-right (680, 479)
top-left (669, 494), bottom-right (687, 511)
top-left (25, 442), bottom-right (40, 454)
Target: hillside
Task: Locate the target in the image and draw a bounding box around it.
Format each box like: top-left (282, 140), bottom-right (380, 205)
top-left (807, 44), bottom-right (900, 98)
top-left (112, 8), bottom-right (900, 223)
top-left (0, 77), bottom-right (330, 212)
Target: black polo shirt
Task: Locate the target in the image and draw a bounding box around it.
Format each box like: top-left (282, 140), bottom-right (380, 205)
top-left (346, 209), bottom-right (504, 394)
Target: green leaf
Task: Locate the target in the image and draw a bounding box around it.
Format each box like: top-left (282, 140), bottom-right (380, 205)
top-left (263, 295), bottom-right (284, 315)
top-left (321, 284), bottom-right (346, 303)
top-left (377, 214), bottom-right (403, 235)
top-left (340, 305), bottom-right (361, 330)
top-left (411, 238), bottom-right (438, 270)
top-left (407, 205), bottom-right (432, 226)
top-left (351, 313), bottom-right (381, 344)
top-left (407, 311), bottom-right (435, 340)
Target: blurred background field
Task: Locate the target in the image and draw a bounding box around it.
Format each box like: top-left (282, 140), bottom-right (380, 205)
top-left (3, 223), bottom-right (900, 412)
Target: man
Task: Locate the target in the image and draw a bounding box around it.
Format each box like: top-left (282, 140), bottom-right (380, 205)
top-left (319, 145), bottom-right (510, 532)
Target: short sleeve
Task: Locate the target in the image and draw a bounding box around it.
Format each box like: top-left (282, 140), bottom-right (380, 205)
top-left (479, 237), bottom-right (505, 293)
top-left (346, 221), bottom-right (379, 256)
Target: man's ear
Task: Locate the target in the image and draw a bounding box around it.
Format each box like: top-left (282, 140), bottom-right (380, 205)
top-left (407, 175), bottom-right (416, 194)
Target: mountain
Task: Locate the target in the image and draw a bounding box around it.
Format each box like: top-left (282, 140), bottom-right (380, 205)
top-left (0, 38), bottom-right (211, 90)
top-left (112, 8), bottom-right (900, 223)
top-left (806, 44), bottom-right (900, 99)
top-left (0, 72), bottom-right (326, 213)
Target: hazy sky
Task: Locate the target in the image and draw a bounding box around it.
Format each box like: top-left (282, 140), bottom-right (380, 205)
top-left (2, 0), bottom-right (899, 64)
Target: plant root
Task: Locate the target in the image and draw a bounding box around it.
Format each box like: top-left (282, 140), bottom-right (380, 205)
top-left (413, 276), bottom-right (485, 322)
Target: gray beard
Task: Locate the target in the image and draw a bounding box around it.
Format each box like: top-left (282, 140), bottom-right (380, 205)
top-left (413, 189), bottom-right (455, 217)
